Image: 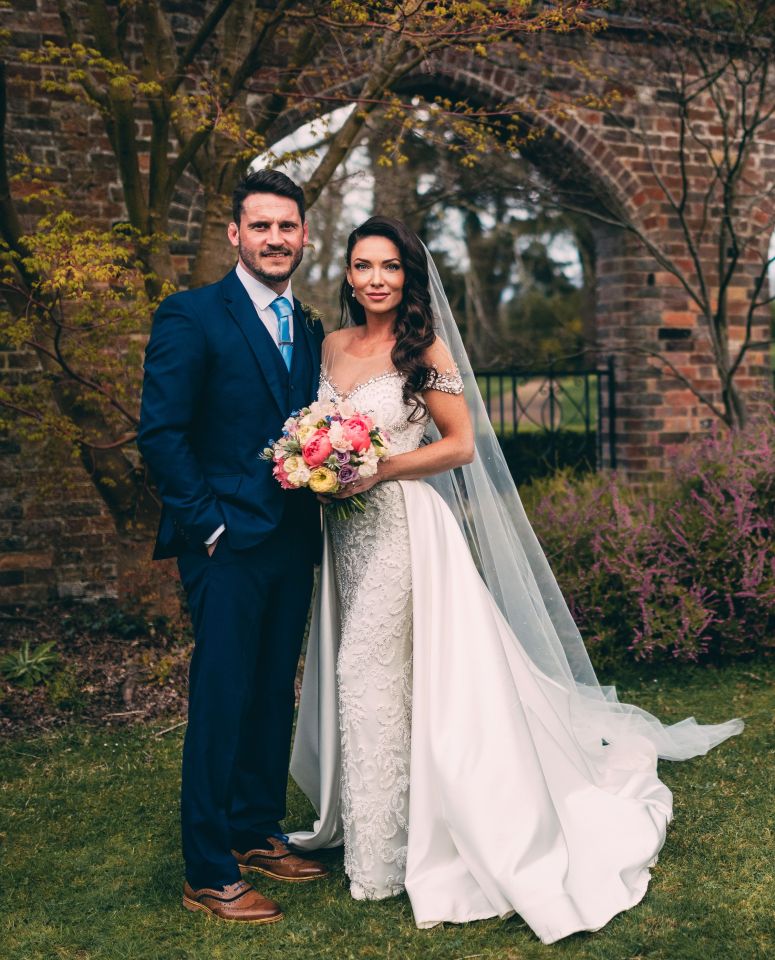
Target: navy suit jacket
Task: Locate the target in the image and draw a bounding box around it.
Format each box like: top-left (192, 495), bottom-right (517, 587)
top-left (138, 268), bottom-right (324, 560)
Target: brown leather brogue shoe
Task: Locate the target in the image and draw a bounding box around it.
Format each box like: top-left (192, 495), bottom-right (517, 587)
top-left (182, 879), bottom-right (282, 923)
top-left (232, 837), bottom-right (330, 883)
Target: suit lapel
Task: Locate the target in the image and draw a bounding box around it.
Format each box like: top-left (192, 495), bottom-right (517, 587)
top-left (293, 298), bottom-right (321, 394)
top-left (221, 269), bottom-right (288, 416)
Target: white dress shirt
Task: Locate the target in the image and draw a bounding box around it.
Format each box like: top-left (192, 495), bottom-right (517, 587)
top-left (235, 261), bottom-right (294, 345)
top-left (205, 264), bottom-right (295, 547)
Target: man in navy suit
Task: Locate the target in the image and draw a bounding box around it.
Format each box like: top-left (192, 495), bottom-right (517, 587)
top-left (138, 170), bottom-right (328, 924)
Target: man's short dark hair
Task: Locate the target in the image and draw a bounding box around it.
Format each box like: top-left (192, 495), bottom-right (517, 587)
top-left (231, 169), bottom-right (305, 224)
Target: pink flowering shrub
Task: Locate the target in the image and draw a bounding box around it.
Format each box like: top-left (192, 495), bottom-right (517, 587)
top-left (523, 419), bottom-right (774, 665)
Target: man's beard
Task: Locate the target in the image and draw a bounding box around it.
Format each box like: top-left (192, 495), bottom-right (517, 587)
top-left (239, 241), bottom-right (304, 286)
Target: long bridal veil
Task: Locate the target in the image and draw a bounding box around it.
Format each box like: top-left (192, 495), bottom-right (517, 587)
top-left (409, 246), bottom-right (742, 761)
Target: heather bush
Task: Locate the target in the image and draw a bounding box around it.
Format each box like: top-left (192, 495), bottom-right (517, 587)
top-left (522, 419), bottom-right (774, 666)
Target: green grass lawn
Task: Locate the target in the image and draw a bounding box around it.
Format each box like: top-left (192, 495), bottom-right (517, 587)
top-left (1, 663), bottom-right (773, 960)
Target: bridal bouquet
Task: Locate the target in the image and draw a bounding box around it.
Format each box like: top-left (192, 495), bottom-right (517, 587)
top-left (261, 400), bottom-right (390, 519)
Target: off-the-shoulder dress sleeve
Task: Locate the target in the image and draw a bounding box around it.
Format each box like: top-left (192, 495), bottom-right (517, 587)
top-left (423, 339), bottom-right (465, 395)
top-left (427, 365), bottom-right (464, 395)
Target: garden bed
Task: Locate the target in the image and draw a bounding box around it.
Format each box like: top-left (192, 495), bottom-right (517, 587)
top-left (0, 602), bottom-right (191, 737)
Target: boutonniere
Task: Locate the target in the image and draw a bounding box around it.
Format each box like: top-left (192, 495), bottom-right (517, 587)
top-left (299, 302), bottom-right (324, 332)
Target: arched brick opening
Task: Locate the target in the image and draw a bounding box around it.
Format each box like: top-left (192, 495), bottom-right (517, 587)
top-left (2, 4), bottom-right (772, 605)
top-left (265, 38), bottom-right (773, 477)
top-left (382, 49), bottom-right (773, 476)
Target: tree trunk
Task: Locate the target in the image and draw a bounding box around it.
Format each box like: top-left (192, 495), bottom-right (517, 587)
top-left (573, 217), bottom-right (597, 349)
top-left (84, 458), bottom-right (179, 616)
top-left (115, 533), bottom-right (181, 619)
top-left (144, 238), bottom-right (179, 297)
top-left (723, 379), bottom-right (748, 430)
top-left (368, 118), bottom-right (423, 231)
top-left (189, 186), bottom-right (237, 288)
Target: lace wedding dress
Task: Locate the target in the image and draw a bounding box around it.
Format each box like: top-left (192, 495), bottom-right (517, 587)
top-left (289, 339), bottom-right (742, 944)
top-left (314, 341), bottom-right (455, 901)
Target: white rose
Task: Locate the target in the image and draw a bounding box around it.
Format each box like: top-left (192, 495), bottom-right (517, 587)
top-left (309, 400), bottom-right (334, 420)
top-left (337, 399), bottom-right (357, 419)
top-left (358, 460), bottom-right (378, 479)
top-left (328, 420), bottom-right (353, 452)
top-left (288, 466), bottom-right (312, 485)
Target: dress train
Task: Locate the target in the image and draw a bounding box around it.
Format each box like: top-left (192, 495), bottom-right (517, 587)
top-left (289, 478), bottom-right (743, 943)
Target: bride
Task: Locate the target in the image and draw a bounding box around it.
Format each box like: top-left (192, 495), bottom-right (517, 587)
top-left (288, 215), bottom-right (743, 944)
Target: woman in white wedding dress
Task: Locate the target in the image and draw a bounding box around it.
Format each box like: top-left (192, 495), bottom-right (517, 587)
top-left (288, 216), bottom-right (743, 944)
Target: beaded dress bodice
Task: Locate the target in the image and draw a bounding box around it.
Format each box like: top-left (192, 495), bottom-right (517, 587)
top-left (318, 335), bottom-right (464, 455)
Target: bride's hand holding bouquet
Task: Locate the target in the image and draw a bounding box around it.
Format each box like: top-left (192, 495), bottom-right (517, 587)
top-left (262, 400), bottom-right (390, 519)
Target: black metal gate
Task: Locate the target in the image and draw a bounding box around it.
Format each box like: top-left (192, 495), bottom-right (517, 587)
top-left (474, 357), bottom-right (617, 479)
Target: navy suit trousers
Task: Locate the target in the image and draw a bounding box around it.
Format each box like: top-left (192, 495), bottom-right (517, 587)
top-left (177, 510), bottom-right (315, 890)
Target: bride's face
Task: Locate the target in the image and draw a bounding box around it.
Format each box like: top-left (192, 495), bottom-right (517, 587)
top-left (347, 236), bottom-right (405, 320)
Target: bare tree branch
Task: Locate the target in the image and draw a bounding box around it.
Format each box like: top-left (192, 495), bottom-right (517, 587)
top-left (174, 0), bottom-right (236, 89)
top-left (0, 63), bottom-right (26, 256)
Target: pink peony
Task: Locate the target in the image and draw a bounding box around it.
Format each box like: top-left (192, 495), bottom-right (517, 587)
top-left (342, 415), bottom-right (372, 453)
top-left (302, 429), bottom-right (333, 466)
top-left (272, 462), bottom-right (293, 490)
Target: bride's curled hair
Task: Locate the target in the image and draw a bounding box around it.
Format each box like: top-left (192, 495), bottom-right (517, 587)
top-left (340, 216), bottom-right (437, 421)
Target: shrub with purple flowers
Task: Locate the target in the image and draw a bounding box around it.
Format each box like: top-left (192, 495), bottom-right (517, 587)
top-left (523, 419), bottom-right (774, 666)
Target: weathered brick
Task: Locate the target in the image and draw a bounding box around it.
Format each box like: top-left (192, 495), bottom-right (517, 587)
top-left (1, 1), bottom-right (772, 607)
top-left (0, 571), bottom-right (25, 587)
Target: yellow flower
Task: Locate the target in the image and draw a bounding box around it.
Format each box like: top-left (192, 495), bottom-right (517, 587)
top-left (284, 455), bottom-right (303, 473)
top-left (308, 467), bottom-right (338, 494)
top-left (297, 424), bottom-right (317, 444)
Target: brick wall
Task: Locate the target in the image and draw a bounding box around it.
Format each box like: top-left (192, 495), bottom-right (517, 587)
top-left (1, 4), bottom-right (772, 606)
top-left (426, 33), bottom-right (773, 476)
top-left (0, 344), bottom-right (118, 606)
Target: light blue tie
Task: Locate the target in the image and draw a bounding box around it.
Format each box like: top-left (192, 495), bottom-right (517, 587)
top-left (269, 296), bottom-right (293, 370)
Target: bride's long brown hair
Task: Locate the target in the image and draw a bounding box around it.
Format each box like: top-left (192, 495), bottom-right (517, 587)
top-left (339, 216), bottom-right (437, 421)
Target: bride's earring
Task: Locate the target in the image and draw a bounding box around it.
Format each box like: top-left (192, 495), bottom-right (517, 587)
top-left (350, 285), bottom-right (356, 298)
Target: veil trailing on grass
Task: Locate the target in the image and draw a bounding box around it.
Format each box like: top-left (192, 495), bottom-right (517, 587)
top-left (404, 245), bottom-right (742, 761)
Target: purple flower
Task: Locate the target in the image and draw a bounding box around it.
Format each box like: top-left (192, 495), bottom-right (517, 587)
top-left (338, 464), bottom-right (358, 484)
top-left (335, 449), bottom-right (350, 465)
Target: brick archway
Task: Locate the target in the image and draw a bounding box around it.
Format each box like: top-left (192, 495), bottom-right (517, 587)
top-left (2, 4), bottom-right (772, 605)
top-left (266, 40), bottom-right (772, 476)
top-left (403, 49), bottom-right (773, 474)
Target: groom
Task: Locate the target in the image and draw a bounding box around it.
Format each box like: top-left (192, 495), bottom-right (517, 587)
top-left (138, 169), bottom-right (328, 923)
